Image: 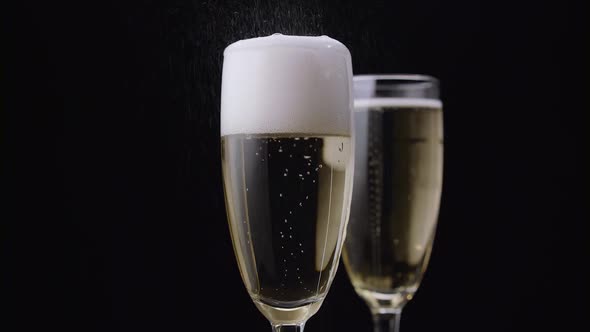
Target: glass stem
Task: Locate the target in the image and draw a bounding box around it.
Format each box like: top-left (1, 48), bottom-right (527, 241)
top-left (271, 323), bottom-right (305, 332)
top-left (372, 312), bottom-right (401, 332)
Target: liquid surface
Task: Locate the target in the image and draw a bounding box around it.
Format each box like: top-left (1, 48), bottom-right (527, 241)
top-left (343, 106), bottom-right (443, 313)
top-left (222, 134), bottom-right (353, 324)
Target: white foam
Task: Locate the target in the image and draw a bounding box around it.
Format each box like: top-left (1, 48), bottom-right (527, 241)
top-left (221, 34), bottom-right (353, 136)
top-left (354, 98), bottom-right (442, 110)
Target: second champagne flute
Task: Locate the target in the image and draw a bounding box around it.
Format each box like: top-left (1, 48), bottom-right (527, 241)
top-left (343, 75), bottom-right (443, 332)
top-left (221, 34), bottom-right (355, 332)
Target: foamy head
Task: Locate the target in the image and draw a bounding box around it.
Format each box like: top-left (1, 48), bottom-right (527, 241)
top-left (354, 98), bottom-right (442, 110)
top-left (221, 34), bottom-right (353, 136)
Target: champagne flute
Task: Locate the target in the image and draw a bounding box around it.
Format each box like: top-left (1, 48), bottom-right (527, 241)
top-left (342, 75), bottom-right (443, 332)
top-left (220, 34), bottom-right (355, 332)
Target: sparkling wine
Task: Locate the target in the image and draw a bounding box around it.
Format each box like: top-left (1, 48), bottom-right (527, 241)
top-left (222, 134), bottom-right (353, 323)
top-left (343, 102), bottom-right (443, 311)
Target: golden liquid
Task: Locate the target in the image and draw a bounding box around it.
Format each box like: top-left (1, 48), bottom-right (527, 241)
top-left (222, 134), bottom-right (353, 324)
top-left (343, 106), bottom-right (443, 313)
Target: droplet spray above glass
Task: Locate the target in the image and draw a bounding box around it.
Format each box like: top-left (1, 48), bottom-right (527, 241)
top-left (342, 75), bottom-right (443, 332)
top-left (220, 34), bottom-right (355, 332)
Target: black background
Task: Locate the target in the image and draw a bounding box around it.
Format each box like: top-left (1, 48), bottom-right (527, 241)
top-left (2, 0), bottom-right (588, 331)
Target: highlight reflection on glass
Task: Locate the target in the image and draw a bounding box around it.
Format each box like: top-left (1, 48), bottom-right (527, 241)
top-left (220, 34), bottom-right (355, 332)
top-left (343, 75), bottom-right (443, 332)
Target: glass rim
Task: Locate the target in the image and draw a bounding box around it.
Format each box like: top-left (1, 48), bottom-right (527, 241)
top-left (353, 74), bottom-right (439, 84)
top-left (353, 74), bottom-right (440, 101)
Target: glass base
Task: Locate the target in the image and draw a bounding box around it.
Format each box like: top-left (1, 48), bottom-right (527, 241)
top-left (254, 299), bottom-right (323, 326)
top-left (355, 288), bottom-right (413, 314)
